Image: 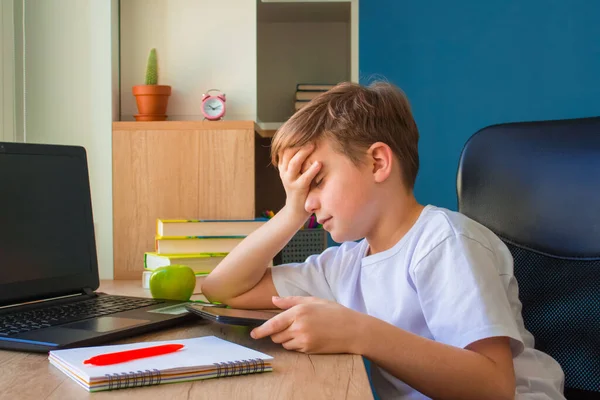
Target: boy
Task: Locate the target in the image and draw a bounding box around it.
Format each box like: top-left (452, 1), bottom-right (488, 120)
top-left (202, 82), bottom-right (565, 400)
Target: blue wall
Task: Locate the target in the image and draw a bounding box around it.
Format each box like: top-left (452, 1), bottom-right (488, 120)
top-left (360, 1), bottom-right (600, 210)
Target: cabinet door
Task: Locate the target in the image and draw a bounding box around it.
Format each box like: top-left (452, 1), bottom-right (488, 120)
top-left (113, 126), bottom-right (255, 279)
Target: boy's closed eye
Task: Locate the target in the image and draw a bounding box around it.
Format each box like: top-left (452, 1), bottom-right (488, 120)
top-left (301, 160), bottom-right (325, 188)
top-left (312, 176), bottom-right (324, 188)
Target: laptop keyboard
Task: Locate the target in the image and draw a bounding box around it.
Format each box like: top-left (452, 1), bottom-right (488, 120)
top-left (0, 295), bottom-right (165, 336)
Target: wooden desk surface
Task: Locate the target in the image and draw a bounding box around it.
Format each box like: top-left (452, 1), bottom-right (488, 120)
top-left (0, 280), bottom-right (373, 400)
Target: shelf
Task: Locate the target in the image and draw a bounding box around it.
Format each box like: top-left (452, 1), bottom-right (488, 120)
top-left (113, 120), bottom-right (282, 139)
top-left (258, 1), bottom-right (350, 23)
top-left (113, 120), bottom-right (259, 132)
top-left (119, 1), bottom-right (356, 125)
top-left (257, 2), bottom-right (351, 123)
top-left (256, 121), bottom-right (284, 138)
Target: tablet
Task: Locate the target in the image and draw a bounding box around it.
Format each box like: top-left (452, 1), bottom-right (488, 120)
top-left (185, 304), bottom-right (279, 326)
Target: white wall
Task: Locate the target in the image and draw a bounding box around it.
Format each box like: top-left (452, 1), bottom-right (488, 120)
top-left (1, 0), bottom-right (16, 142)
top-left (22, 0), bottom-right (118, 279)
top-left (120, 0), bottom-right (257, 121)
top-left (351, 0), bottom-right (358, 83)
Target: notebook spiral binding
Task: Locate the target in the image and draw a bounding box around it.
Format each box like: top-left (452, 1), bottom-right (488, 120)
top-left (105, 369), bottom-right (161, 390)
top-left (102, 359), bottom-right (266, 390)
top-left (214, 358), bottom-right (266, 378)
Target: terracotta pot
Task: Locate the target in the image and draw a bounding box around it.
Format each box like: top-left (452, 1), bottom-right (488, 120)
top-left (132, 85), bottom-right (171, 120)
top-left (134, 114), bottom-right (167, 121)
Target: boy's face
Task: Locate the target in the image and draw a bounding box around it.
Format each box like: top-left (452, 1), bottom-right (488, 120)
top-left (301, 138), bottom-right (378, 243)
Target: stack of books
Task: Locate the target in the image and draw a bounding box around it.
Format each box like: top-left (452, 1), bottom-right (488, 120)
top-left (142, 218), bottom-right (268, 289)
top-left (294, 83), bottom-right (336, 111)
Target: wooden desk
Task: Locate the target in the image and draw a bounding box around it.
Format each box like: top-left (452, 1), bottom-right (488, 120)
top-left (0, 281), bottom-right (373, 400)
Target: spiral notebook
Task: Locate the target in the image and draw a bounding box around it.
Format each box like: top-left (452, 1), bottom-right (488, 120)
top-left (48, 336), bottom-right (273, 392)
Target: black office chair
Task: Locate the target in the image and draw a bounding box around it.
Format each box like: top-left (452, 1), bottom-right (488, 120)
top-left (457, 117), bottom-right (600, 400)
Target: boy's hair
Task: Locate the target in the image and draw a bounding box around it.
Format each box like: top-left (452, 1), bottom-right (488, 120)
top-left (270, 81), bottom-right (420, 189)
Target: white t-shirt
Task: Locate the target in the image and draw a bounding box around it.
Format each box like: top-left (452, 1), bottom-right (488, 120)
top-left (271, 205), bottom-right (565, 400)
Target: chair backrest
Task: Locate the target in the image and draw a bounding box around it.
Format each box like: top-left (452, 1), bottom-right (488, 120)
top-left (457, 117), bottom-right (600, 399)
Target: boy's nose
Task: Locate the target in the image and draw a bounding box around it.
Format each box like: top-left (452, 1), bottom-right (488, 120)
top-left (304, 192), bottom-right (320, 214)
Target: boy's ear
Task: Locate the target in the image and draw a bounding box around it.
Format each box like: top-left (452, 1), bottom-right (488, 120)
top-left (367, 142), bottom-right (393, 183)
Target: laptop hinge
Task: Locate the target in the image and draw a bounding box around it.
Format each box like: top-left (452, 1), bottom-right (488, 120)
top-left (0, 290), bottom-right (96, 312)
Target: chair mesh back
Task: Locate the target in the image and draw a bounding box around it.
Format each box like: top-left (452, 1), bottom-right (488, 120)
top-left (505, 242), bottom-right (600, 393)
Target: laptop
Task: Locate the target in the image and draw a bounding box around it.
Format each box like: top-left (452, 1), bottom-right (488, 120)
top-left (0, 142), bottom-right (194, 352)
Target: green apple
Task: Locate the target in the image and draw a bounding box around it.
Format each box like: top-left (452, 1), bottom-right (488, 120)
top-left (149, 265), bottom-right (196, 301)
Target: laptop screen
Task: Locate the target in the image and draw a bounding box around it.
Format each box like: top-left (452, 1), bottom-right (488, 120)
top-left (0, 142), bottom-right (99, 306)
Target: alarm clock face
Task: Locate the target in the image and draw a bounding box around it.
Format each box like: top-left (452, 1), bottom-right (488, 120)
top-left (202, 97), bottom-right (225, 120)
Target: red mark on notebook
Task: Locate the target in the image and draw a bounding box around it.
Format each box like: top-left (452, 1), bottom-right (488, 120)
top-left (83, 344), bottom-right (184, 366)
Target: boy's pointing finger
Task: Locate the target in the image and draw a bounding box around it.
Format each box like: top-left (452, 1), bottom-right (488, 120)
top-left (250, 311), bottom-right (293, 339)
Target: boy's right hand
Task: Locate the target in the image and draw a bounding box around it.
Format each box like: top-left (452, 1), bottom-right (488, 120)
top-left (278, 144), bottom-right (321, 223)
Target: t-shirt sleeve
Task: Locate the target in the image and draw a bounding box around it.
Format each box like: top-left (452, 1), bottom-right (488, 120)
top-left (270, 246), bottom-right (339, 301)
top-left (412, 234), bottom-right (524, 355)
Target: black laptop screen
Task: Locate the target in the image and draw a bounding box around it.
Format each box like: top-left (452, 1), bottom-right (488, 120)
top-left (0, 143), bottom-right (98, 305)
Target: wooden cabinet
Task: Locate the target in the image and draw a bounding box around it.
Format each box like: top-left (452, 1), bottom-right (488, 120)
top-left (111, 121), bottom-right (283, 279)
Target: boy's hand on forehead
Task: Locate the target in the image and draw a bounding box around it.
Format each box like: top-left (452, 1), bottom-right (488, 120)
top-left (278, 144), bottom-right (321, 222)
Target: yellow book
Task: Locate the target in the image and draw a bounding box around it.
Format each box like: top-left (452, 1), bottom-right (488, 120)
top-left (155, 236), bottom-right (245, 254)
top-left (144, 252), bottom-right (227, 273)
top-left (156, 218), bottom-right (267, 237)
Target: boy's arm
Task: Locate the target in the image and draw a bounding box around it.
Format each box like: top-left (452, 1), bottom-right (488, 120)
top-left (251, 297), bottom-right (515, 400)
top-left (201, 144), bottom-right (321, 308)
top-left (356, 314), bottom-right (516, 400)
top-left (201, 207), bottom-right (306, 308)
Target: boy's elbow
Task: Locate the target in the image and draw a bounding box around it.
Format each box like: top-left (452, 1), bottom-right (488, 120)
top-left (200, 284), bottom-right (254, 309)
top-left (498, 389), bottom-right (515, 400)
top-left (200, 280), bottom-right (240, 307)
top-left (494, 378), bottom-right (515, 400)
top-left (200, 278), bottom-right (227, 304)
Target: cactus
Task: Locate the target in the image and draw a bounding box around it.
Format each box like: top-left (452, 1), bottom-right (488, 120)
top-left (145, 48), bottom-right (158, 85)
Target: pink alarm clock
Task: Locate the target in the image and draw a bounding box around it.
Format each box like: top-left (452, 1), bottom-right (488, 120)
top-left (201, 89), bottom-right (226, 121)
